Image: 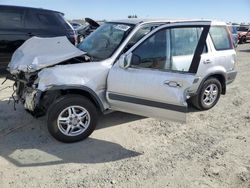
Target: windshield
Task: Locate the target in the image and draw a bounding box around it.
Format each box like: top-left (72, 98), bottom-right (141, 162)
top-left (78, 22), bottom-right (133, 60)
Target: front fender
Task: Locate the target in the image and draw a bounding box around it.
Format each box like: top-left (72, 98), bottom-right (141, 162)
top-left (42, 85), bottom-right (106, 112)
top-left (34, 62), bottom-right (111, 112)
top-left (36, 62), bottom-right (110, 92)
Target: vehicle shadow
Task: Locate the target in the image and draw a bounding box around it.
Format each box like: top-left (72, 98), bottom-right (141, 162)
top-left (0, 100), bottom-right (142, 167)
top-left (187, 100), bottom-right (200, 113)
top-left (0, 96), bottom-right (199, 167)
top-left (97, 111), bottom-right (145, 130)
top-left (238, 49), bottom-right (250, 53)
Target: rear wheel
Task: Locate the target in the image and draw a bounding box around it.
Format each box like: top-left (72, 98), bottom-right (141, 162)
top-left (191, 78), bottom-right (222, 110)
top-left (239, 36), bottom-right (246, 44)
top-left (243, 36), bottom-right (247, 43)
top-left (47, 94), bottom-right (98, 143)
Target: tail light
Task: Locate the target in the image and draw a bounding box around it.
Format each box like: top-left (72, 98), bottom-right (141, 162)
top-left (68, 30), bottom-right (78, 45)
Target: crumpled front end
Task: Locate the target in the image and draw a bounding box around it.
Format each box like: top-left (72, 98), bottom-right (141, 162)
top-left (8, 36), bottom-right (85, 74)
top-left (7, 35), bottom-right (112, 117)
top-left (10, 61), bottom-right (111, 117)
top-left (6, 36), bottom-right (92, 115)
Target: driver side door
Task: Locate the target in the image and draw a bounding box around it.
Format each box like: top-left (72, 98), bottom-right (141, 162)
top-left (107, 23), bottom-right (210, 122)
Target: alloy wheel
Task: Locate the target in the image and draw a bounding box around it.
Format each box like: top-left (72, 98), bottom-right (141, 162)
top-left (57, 105), bottom-right (90, 136)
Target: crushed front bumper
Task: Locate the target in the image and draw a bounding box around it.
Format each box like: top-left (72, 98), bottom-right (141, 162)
top-left (16, 83), bottom-right (43, 116)
top-left (23, 88), bottom-right (42, 112)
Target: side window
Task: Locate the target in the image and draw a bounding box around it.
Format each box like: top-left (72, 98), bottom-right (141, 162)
top-left (171, 28), bottom-right (201, 56)
top-left (131, 29), bottom-right (167, 69)
top-left (170, 27), bottom-right (203, 72)
top-left (0, 10), bottom-right (24, 29)
top-left (124, 24), bottom-right (161, 52)
top-left (131, 27), bottom-right (204, 72)
top-left (210, 26), bottom-right (232, 50)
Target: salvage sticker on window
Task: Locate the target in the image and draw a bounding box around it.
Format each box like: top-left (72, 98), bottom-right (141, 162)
top-left (114, 24), bottom-right (131, 31)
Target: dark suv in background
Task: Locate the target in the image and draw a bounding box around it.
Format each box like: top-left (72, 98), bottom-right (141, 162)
top-left (0, 5), bottom-right (77, 73)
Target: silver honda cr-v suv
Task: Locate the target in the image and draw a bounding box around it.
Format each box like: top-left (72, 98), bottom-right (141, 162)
top-left (7, 19), bottom-right (237, 142)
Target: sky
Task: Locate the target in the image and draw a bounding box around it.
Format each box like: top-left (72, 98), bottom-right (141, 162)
top-left (1, 0), bottom-right (250, 23)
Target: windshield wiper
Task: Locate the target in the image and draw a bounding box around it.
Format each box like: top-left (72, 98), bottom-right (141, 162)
top-left (82, 51), bottom-right (99, 62)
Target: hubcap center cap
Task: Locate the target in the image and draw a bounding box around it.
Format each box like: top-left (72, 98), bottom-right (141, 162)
top-left (72, 118), bottom-right (79, 125)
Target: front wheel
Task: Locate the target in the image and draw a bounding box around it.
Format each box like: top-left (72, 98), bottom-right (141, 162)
top-left (47, 94), bottom-right (98, 143)
top-left (191, 78), bottom-right (222, 110)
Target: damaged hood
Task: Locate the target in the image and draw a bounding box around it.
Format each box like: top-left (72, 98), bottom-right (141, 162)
top-left (8, 36), bottom-right (85, 74)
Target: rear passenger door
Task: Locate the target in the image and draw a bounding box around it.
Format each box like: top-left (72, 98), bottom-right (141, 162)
top-left (107, 23), bottom-right (211, 122)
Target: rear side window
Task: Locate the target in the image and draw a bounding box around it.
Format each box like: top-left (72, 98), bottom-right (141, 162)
top-left (25, 11), bottom-right (65, 29)
top-left (37, 13), bottom-right (58, 26)
top-left (210, 26), bottom-right (232, 50)
top-left (171, 27), bottom-right (202, 56)
top-left (0, 9), bottom-right (24, 29)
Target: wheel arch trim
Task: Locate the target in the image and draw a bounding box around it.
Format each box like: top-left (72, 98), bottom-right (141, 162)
top-left (41, 85), bottom-right (105, 112)
top-left (196, 72), bottom-right (226, 95)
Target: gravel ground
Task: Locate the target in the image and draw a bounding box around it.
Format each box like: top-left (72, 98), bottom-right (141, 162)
top-left (0, 43), bottom-right (250, 188)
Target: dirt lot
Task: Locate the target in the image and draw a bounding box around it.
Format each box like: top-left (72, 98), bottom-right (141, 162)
top-left (0, 43), bottom-right (250, 188)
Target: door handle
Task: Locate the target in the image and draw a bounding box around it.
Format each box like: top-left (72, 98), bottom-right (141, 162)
top-left (203, 59), bottom-right (212, 64)
top-left (164, 80), bottom-right (182, 88)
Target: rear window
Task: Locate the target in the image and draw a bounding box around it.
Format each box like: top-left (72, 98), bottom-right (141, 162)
top-left (238, 26), bottom-right (249, 32)
top-left (25, 11), bottom-right (67, 29)
top-left (0, 9), bottom-right (24, 29)
top-left (37, 13), bottom-right (58, 26)
top-left (210, 26), bottom-right (232, 50)
top-left (56, 13), bottom-right (73, 30)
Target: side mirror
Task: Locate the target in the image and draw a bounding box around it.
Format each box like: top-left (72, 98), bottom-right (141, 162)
top-left (119, 53), bottom-right (132, 69)
top-left (131, 54), bottom-right (141, 66)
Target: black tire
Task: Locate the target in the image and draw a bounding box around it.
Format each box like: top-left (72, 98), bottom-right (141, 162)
top-left (243, 36), bottom-right (247, 43)
top-left (239, 36), bottom-right (246, 44)
top-left (191, 77), bottom-right (222, 110)
top-left (47, 94), bottom-right (98, 143)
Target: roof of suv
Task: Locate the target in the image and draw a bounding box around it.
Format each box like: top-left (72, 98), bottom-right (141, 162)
top-left (110, 19), bottom-right (226, 26)
top-left (0, 5), bottom-right (63, 15)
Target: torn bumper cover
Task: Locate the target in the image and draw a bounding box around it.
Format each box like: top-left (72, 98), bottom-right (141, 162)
top-left (8, 36), bottom-right (85, 74)
top-left (21, 87), bottom-right (43, 115)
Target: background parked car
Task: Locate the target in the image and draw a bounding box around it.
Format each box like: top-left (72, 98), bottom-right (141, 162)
top-left (70, 22), bottom-right (82, 30)
top-left (76, 18), bottom-right (100, 42)
top-left (0, 5), bottom-right (77, 73)
top-left (238, 25), bottom-right (250, 44)
top-left (228, 24), bottom-right (238, 47)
